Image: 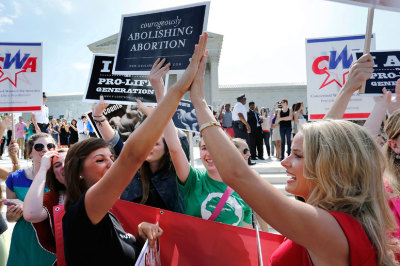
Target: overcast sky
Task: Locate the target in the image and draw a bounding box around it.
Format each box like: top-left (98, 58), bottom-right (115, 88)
top-left (1, 0), bottom-right (399, 95)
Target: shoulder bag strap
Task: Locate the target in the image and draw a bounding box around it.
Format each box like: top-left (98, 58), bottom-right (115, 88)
top-left (208, 186), bottom-right (233, 221)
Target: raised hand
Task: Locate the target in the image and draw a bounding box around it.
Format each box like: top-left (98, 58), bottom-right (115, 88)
top-left (39, 151), bottom-right (60, 172)
top-left (0, 114), bottom-right (12, 132)
top-left (149, 58), bottom-right (170, 100)
top-left (344, 54), bottom-right (375, 94)
top-left (387, 79), bottom-right (400, 115)
top-left (92, 95), bottom-right (109, 117)
top-left (149, 58), bottom-right (170, 90)
top-left (325, 54), bottom-right (375, 119)
top-left (136, 99), bottom-right (154, 116)
top-left (189, 50), bottom-right (208, 105)
top-left (174, 32), bottom-right (208, 94)
top-left (8, 140), bottom-right (19, 158)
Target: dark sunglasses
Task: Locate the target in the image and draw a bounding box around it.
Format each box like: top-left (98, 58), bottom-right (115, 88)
top-left (243, 148), bottom-right (249, 155)
top-left (34, 143), bottom-right (56, 152)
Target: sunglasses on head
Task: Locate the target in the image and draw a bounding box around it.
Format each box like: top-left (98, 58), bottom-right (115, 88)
top-left (33, 143), bottom-right (56, 152)
top-left (243, 148), bottom-right (249, 155)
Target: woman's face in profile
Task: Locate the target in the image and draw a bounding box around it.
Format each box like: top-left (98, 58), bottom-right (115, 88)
top-left (53, 152), bottom-right (67, 185)
top-left (146, 137), bottom-right (166, 163)
top-left (281, 133), bottom-right (314, 199)
top-left (80, 147), bottom-right (114, 188)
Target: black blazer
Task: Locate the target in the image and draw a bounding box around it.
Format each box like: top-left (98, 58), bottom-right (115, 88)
top-left (247, 110), bottom-right (261, 133)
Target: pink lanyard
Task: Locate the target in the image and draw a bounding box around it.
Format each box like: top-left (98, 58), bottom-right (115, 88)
top-left (208, 186), bottom-right (233, 221)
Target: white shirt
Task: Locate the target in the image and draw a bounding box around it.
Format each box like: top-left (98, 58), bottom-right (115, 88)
top-left (32, 104), bottom-right (49, 124)
top-left (77, 119), bottom-right (87, 133)
top-left (232, 102), bottom-right (247, 121)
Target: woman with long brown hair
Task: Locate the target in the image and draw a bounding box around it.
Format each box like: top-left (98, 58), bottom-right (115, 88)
top-left (62, 33), bottom-right (208, 265)
top-left (91, 59), bottom-right (186, 213)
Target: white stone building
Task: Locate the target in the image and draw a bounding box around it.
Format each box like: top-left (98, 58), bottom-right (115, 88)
top-left (44, 32), bottom-right (307, 120)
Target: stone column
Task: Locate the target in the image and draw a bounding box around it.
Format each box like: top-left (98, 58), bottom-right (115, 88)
top-left (209, 57), bottom-right (219, 108)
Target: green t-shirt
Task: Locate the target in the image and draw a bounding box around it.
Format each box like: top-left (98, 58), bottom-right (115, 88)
top-left (178, 166), bottom-right (252, 226)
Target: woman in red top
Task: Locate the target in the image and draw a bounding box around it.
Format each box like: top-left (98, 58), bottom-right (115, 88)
top-left (189, 53), bottom-right (397, 265)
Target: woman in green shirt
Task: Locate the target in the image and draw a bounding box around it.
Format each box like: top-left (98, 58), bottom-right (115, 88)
top-left (157, 60), bottom-right (252, 228)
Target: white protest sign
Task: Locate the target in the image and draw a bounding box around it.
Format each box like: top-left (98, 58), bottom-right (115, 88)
top-left (325, 0), bottom-right (400, 12)
top-left (0, 43), bottom-right (42, 112)
top-left (306, 34), bottom-right (376, 120)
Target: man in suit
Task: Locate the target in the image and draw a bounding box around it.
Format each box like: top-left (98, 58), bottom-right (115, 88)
top-left (247, 101), bottom-right (264, 160)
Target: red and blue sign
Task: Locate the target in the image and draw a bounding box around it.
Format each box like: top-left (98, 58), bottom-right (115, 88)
top-left (0, 42), bottom-right (42, 112)
top-left (306, 35), bottom-right (376, 120)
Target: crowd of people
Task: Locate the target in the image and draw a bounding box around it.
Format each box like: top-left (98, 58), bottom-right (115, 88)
top-left (217, 94), bottom-right (308, 164)
top-left (0, 34), bottom-right (399, 265)
top-left (0, 110), bottom-right (96, 161)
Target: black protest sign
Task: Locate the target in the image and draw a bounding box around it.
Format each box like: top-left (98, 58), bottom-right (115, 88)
top-left (87, 103), bottom-right (145, 141)
top-left (173, 99), bottom-right (199, 132)
top-left (356, 51), bottom-right (400, 94)
top-left (83, 54), bottom-right (157, 105)
top-left (113, 2), bottom-right (210, 75)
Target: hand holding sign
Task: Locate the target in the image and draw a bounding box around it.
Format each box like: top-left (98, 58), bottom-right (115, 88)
top-left (344, 54), bottom-right (375, 94)
top-left (92, 95), bottom-right (109, 117)
top-left (325, 54), bottom-right (375, 119)
top-left (137, 222), bottom-right (163, 248)
top-left (7, 140), bottom-right (19, 158)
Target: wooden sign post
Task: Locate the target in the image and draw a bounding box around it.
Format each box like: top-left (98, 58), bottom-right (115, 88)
top-left (359, 7), bottom-right (375, 93)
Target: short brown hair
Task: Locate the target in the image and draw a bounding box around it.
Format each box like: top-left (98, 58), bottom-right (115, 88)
top-left (281, 99), bottom-right (288, 104)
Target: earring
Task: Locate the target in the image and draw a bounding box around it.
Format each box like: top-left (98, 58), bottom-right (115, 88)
top-left (396, 154), bottom-right (400, 160)
top-left (79, 175), bottom-right (83, 179)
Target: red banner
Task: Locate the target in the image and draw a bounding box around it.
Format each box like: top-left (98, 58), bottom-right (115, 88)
top-left (54, 199), bottom-right (284, 266)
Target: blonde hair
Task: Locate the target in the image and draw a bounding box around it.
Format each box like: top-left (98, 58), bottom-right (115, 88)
top-left (301, 120), bottom-right (397, 265)
top-left (385, 110), bottom-right (400, 197)
top-left (232, 138), bottom-right (247, 149)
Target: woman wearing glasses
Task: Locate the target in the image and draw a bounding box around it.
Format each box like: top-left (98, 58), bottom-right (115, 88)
top-left (232, 138), bottom-right (250, 162)
top-left (5, 133), bottom-right (57, 266)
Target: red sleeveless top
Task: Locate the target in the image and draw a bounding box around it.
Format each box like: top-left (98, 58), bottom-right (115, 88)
top-left (32, 191), bottom-right (61, 254)
top-left (270, 211), bottom-right (377, 265)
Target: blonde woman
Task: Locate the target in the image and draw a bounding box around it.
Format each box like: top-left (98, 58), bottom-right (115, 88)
top-left (385, 111), bottom-right (400, 240)
top-left (189, 55), bottom-right (397, 264)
